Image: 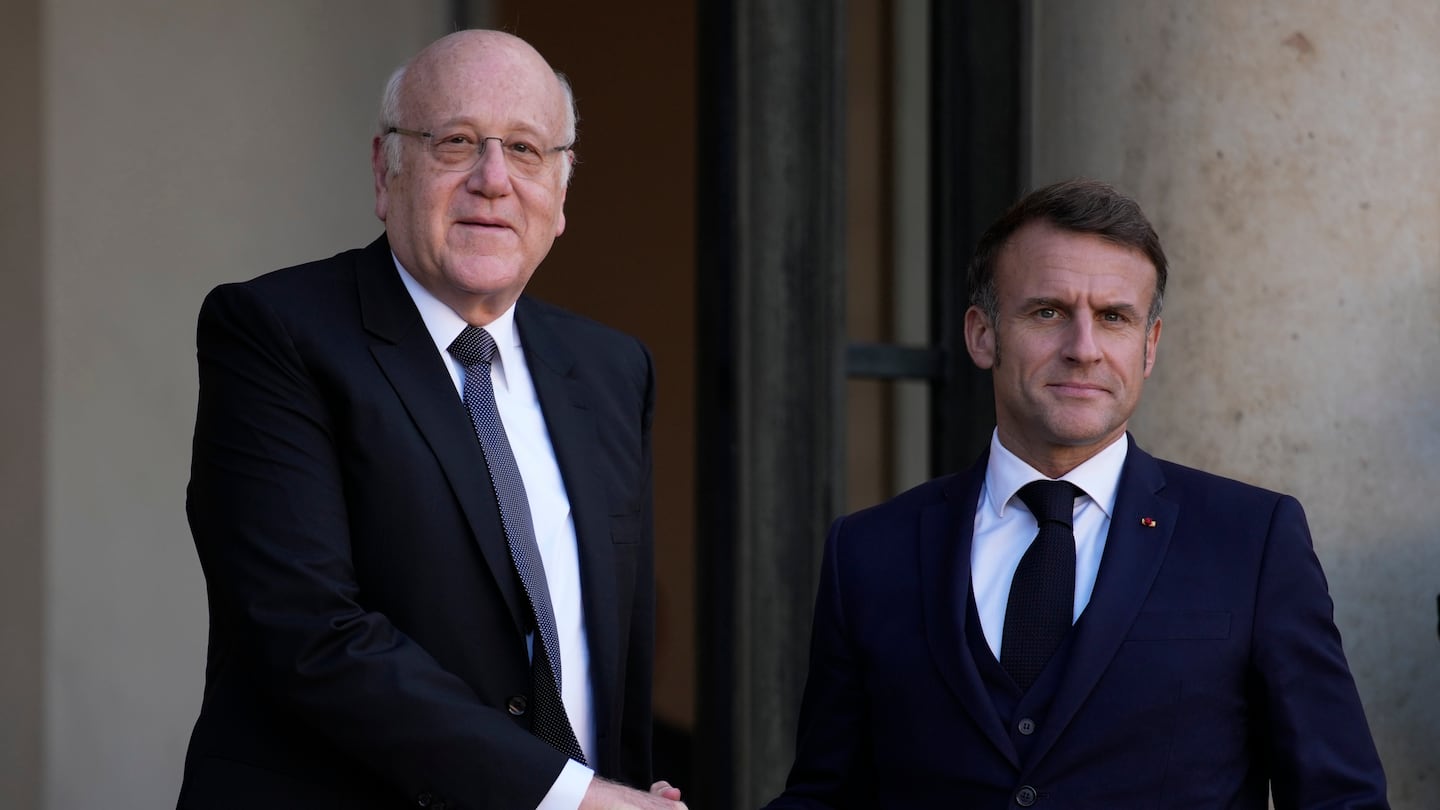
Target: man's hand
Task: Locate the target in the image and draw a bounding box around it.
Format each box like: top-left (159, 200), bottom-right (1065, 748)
top-left (579, 776), bottom-right (686, 809)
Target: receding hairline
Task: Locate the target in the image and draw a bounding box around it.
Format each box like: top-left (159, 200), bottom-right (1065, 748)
top-left (387, 30), bottom-right (575, 140)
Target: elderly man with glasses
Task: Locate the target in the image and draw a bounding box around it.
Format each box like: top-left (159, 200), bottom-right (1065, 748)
top-left (177, 30), bottom-right (682, 810)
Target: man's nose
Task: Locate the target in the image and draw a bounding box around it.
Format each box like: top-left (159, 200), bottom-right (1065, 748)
top-left (1064, 318), bottom-right (1102, 363)
top-left (468, 138), bottom-right (512, 193)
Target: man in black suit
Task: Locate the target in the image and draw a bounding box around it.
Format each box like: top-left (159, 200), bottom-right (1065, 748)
top-left (767, 179), bottom-right (1388, 808)
top-left (178, 30), bottom-right (684, 810)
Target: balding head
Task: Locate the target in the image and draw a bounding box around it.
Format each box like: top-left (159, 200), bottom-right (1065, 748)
top-left (370, 30), bottom-right (577, 325)
top-left (378, 30), bottom-right (578, 184)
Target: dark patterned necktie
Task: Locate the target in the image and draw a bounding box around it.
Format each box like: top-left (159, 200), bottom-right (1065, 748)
top-left (448, 326), bottom-right (586, 764)
top-left (1000, 480), bottom-right (1081, 691)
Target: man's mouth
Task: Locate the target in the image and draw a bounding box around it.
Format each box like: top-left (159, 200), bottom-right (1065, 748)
top-left (1049, 381), bottom-right (1109, 396)
top-left (457, 217), bottom-right (511, 230)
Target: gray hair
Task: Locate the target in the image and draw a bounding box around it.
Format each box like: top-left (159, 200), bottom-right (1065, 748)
top-left (376, 62), bottom-right (579, 185)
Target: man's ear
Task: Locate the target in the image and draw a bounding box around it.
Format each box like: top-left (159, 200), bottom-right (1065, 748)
top-left (554, 155), bottom-right (571, 237)
top-left (371, 135), bottom-right (390, 222)
top-left (1143, 317), bottom-right (1162, 377)
top-left (964, 306), bottom-right (997, 370)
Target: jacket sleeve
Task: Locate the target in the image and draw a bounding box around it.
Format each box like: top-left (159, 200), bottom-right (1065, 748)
top-left (618, 338), bottom-right (658, 788)
top-left (1250, 495), bottom-right (1389, 809)
top-left (764, 516), bottom-right (878, 809)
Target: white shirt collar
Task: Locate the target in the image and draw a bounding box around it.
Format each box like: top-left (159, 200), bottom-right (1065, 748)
top-left (983, 429), bottom-right (1129, 519)
top-left (392, 254), bottom-right (523, 368)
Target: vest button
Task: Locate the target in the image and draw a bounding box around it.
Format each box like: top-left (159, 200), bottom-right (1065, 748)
top-left (507, 695), bottom-right (528, 716)
top-left (1015, 785), bottom-right (1038, 806)
top-left (1017, 717), bottom-right (1036, 735)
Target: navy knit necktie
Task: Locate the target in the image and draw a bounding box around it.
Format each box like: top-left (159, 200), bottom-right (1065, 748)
top-left (448, 326), bottom-right (586, 764)
top-left (1000, 480), bottom-right (1080, 691)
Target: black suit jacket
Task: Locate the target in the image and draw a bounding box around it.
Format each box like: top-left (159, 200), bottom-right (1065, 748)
top-left (178, 235), bottom-right (656, 809)
top-left (769, 437), bottom-right (1388, 809)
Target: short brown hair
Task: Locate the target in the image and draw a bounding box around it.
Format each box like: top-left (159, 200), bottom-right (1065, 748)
top-left (967, 178), bottom-right (1168, 326)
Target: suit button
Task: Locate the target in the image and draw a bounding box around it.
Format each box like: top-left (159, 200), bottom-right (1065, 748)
top-left (1017, 717), bottom-right (1036, 735)
top-left (416, 792), bottom-right (432, 807)
top-left (1015, 785), bottom-right (1038, 806)
top-left (507, 695), bottom-right (528, 716)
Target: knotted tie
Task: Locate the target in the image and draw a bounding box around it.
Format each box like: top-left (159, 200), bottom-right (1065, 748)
top-left (448, 326), bottom-right (586, 764)
top-left (1000, 480), bottom-right (1081, 691)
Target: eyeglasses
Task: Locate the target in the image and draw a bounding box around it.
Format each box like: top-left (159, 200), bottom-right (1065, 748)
top-left (386, 126), bottom-right (571, 179)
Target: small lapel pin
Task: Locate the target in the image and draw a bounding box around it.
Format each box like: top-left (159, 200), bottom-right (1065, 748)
top-left (1140, 517), bottom-right (1157, 528)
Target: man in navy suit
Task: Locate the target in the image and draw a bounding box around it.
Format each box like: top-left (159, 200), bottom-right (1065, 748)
top-left (178, 30), bottom-right (683, 810)
top-left (767, 179), bottom-right (1388, 808)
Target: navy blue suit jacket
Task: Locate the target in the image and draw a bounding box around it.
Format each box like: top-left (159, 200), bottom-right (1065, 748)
top-left (769, 437), bottom-right (1387, 808)
top-left (178, 235), bottom-right (656, 809)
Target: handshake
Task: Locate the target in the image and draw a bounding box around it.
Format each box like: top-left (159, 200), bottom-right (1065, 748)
top-left (581, 777), bottom-right (685, 810)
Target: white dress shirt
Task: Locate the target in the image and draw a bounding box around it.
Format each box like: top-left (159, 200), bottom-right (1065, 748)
top-left (970, 429), bottom-right (1129, 661)
top-left (396, 260), bottom-right (594, 809)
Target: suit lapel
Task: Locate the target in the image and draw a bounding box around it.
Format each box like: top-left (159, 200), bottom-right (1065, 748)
top-left (1025, 436), bottom-right (1177, 766)
top-left (514, 298), bottom-right (620, 762)
top-left (920, 455), bottom-right (1021, 768)
top-left (357, 237), bottom-right (528, 638)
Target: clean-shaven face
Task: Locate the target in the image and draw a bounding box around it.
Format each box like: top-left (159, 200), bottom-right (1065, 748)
top-left (373, 31), bottom-right (572, 325)
top-left (965, 221), bottom-right (1162, 474)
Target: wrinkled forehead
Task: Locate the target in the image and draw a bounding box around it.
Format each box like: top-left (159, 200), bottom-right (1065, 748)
top-left (403, 38), bottom-right (568, 137)
top-left (996, 222), bottom-right (1158, 297)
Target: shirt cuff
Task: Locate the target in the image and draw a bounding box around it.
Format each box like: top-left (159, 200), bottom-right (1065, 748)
top-left (535, 759), bottom-right (594, 810)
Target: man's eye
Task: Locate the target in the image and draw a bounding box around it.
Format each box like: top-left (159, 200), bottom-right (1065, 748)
top-left (429, 135), bottom-right (478, 161)
top-left (504, 141), bottom-right (547, 167)
top-left (1037, 308), bottom-right (1058, 319)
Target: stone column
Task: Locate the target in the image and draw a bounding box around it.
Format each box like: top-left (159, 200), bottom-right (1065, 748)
top-left (1027, 3), bottom-right (1440, 805)
top-left (696, 1), bottom-right (847, 807)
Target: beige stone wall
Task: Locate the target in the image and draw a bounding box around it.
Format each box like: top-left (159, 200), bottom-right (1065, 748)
top-left (27, 2), bottom-right (448, 807)
top-left (1027, 2), bottom-right (1440, 806)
